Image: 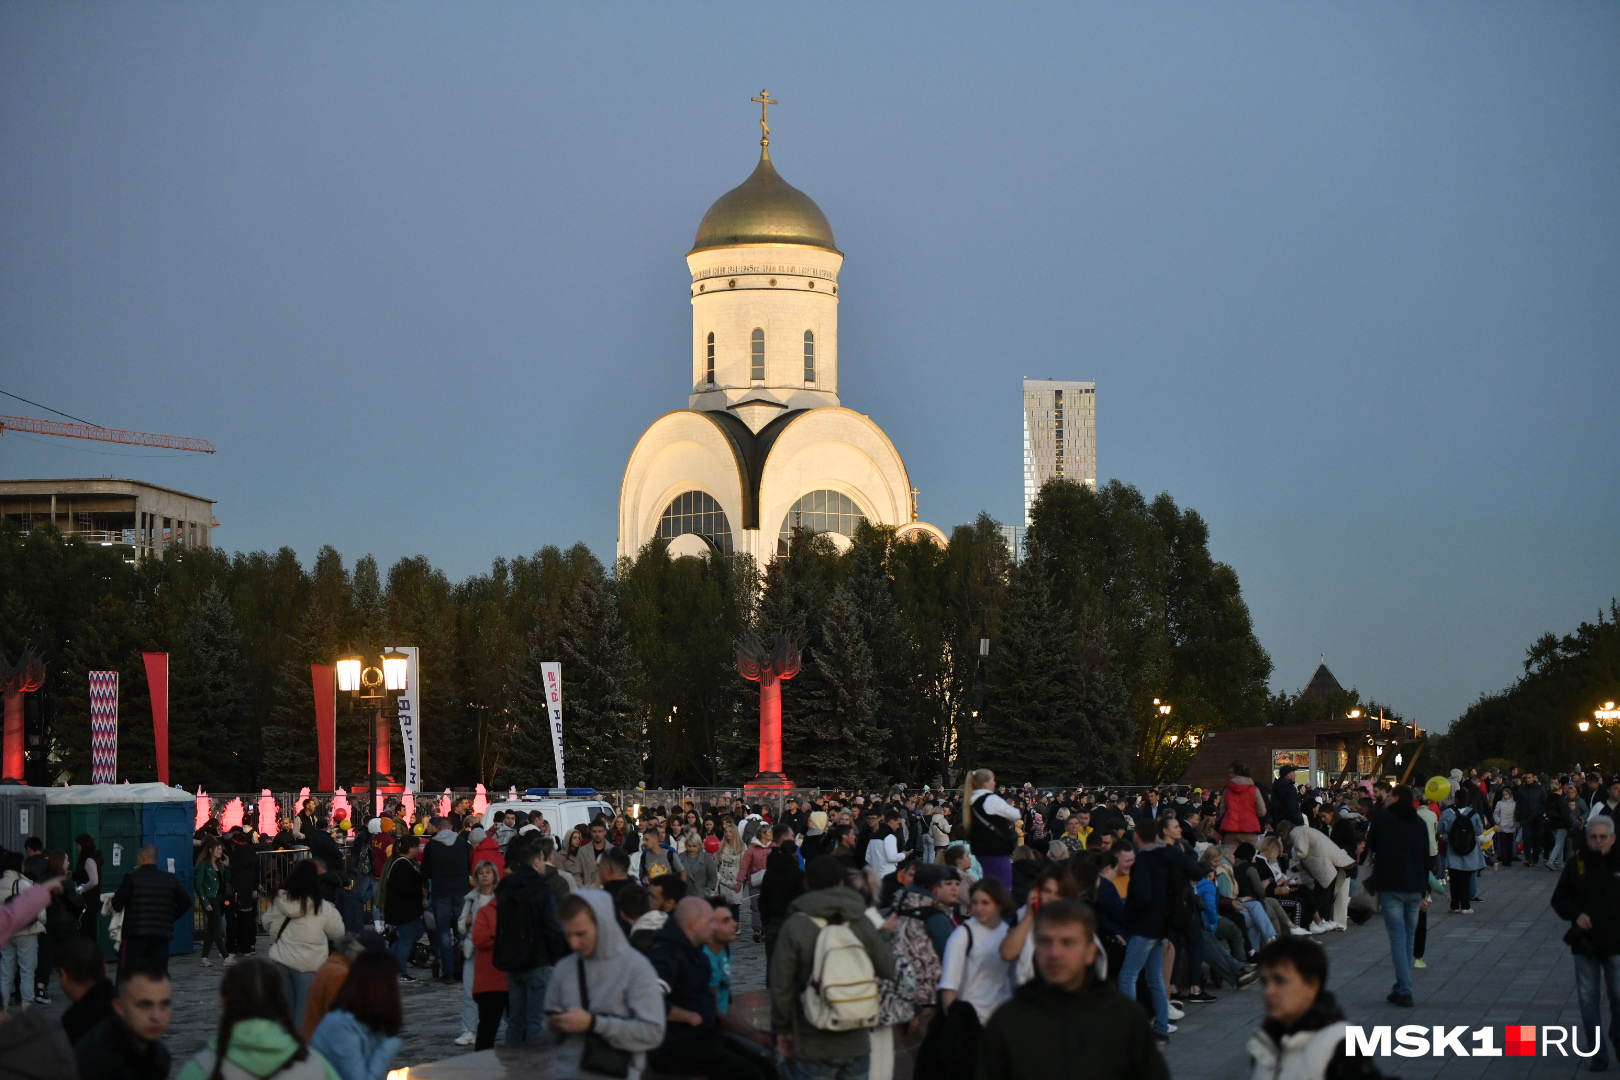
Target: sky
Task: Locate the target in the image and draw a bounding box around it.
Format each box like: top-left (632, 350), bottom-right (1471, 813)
top-left (2, 4), bottom-right (1616, 731)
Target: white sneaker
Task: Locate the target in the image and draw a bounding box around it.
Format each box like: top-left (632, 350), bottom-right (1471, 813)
top-left (454, 1030), bottom-right (476, 1046)
top-left (1167, 1004), bottom-right (1186, 1020)
top-left (1327, 921), bottom-right (1346, 932)
top-left (1309, 922), bottom-right (1332, 935)
top-left (1166, 1023), bottom-right (1179, 1034)
top-left (1289, 926), bottom-right (1312, 936)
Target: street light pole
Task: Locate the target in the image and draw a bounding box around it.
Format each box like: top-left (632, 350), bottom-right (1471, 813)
top-left (336, 649), bottom-right (409, 819)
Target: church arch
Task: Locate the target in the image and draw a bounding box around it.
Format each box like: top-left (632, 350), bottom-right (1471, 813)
top-left (777, 488), bottom-right (867, 555)
top-left (657, 489), bottom-right (733, 554)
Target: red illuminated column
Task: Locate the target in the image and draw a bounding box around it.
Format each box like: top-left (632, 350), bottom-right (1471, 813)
top-left (375, 708), bottom-right (392, 780)
top-left (758, 676), bottom-right (783, 776)
top-left (2, 689), bottom-right (24, 781)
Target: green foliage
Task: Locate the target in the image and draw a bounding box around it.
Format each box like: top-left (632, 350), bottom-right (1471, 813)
top-left (0, 471), bottom-right (1282, 790)
top-left (1444, 601), bottom-right (1620, 772)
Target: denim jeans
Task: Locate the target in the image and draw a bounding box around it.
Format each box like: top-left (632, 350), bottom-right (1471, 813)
top-left (1239, 900), bottom-right (1274, 952)
top-left (1117, 936), bottom-right (1170, 1035)
top-left (460, 949), bottom-right (477, 1032)
top-left (1574, 952), bottom-right (1620, 1065)
top-left (1380, 891), bottom-right (1422, 997)
top-left (1, 935), bottom-right (38, 1003)
top-left (391, 917), bottom-right (425, 975)
top-left (795, 1056), bottom-right (871, 1080)
top-left (1552, 830), bottom-right (1569, 865)
top-left (432, 894), bottom-right (463, 979)
top-left (504, 964), bottom-right (554, 1043)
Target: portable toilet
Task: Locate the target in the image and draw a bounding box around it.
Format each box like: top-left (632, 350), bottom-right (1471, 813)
top-left (0, 787), bottom-right (49, 852)
top-left (44, 784), bottom-right (197, 959)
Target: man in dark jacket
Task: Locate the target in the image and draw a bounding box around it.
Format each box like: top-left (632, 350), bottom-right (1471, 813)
top-left (306, 816), bottom-right (347, 882)
top-left (58, 938), bottom-right (116, 1045)
top-left (225, 829), bottom-right (260, 955)
top-left (493, 838), bottom-right (567, 1045)
top-left (73, 961), bottom-right (172, 1080)
top-left (1550, 813), bottom-right (1619, 1071)
top-left (1366, 786), bottom-right (1431, 1008)
top-left (1271, 765), bottom-right (1305, 828)
top-left (648, 896), bottom-right (768, 1079)
top-left (109, 847), bottom-right (191, 977)
top-left (979, 899), bottom-right (1168, 1079)
top-left (1517, 774), bottom-right (1548, 866)
top-left (420, 815), bottom-right (471, 984)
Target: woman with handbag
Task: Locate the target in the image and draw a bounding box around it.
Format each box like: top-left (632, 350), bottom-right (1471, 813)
top-left (263, 859), bottom-right (347, 1032)
top-left (544, 890), bottom-right (666, 1079)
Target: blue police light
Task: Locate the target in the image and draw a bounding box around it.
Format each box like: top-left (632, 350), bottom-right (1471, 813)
top-left (524, 788), bottom-right (599, 798)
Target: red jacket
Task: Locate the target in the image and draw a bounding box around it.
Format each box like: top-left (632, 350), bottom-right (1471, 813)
top-left (472, 836), bottom-right (505, 875)
top-left (471, 901), bottom-right (506, 994)
top-left (1220, 777), bottom-right (1266, 835)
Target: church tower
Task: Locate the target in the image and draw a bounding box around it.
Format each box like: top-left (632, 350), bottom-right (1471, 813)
top-left (619, 94), bottom-right (943, 563)
top-left (687, 94), bottom-right (842, 430)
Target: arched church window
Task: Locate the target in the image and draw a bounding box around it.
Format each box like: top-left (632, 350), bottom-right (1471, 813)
top-left (657, 490), bottom-right (733, 555)
top-left (706, 332), bottom-right (715, 384)
top-left (750, 328), bottom-right (765, 382)
top-left (777, 490), bottom-right (867, 556)
top-left (803, 330), bottom-right (815, 384)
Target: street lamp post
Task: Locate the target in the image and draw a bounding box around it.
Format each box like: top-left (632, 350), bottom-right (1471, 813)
top-left (1591, 702), bottom-right (1619, 770)
top-left (336, 648), bottom-right (409, 818)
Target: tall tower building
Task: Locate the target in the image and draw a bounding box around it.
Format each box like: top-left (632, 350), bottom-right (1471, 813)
top-left (1023, 378), bottom-right (1097, 525)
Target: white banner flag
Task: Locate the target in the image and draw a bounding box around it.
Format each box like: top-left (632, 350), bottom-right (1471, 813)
top-left (540, 661), bottom-right (565, 787)
top-left (388, 645), bottom-right (421, 792)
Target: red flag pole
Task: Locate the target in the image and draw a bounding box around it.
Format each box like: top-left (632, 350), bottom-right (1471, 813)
top-left (312, 665), bottom-right (336, 792)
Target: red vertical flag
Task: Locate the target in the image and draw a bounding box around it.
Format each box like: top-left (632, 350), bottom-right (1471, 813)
top-left (143, 652), bottom-right (169, 784)
top-left (312, 664), bottom-right (336, 792)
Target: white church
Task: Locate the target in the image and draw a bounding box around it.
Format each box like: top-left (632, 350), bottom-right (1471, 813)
top-left (618, 95), bottom-right (946, 563)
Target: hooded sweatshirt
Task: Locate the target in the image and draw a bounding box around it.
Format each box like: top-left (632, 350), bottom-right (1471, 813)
top-left (262, 893), bottom-right (346, 973)
top-left (542, 890), bottom-right (667, 1080)
top-left (176, 1019), bottom-right (339, 1080)
top-left (0, 1004), bottom-right (78, 1079)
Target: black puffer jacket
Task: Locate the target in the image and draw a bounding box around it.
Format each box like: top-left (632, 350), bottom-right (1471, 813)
top-left (110, 864), bottom-right (192, 940)
top-left (1551, 845), bottom-right (1620, 957)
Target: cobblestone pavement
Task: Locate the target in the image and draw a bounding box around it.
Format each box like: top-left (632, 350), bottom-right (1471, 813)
top-left (1161, 861), bottom-right (1598, 1079)
top-left (22, 866), bottom-right (1600, 1077)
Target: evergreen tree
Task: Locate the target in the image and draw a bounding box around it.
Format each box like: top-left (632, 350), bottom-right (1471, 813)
top-left (790, 586), bottom-right (885, 786)
top-left (262, 601), bottom-right (339, 789)
top-left (169, 585), bottom-right (248, 789)
top-left (977, 558), bottom-right (1080, 783)
top-left (556, 572), bottom-right (645, 788)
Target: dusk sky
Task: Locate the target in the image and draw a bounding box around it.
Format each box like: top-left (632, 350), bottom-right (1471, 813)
top-left (2, 5), bottom-right (1615, 731)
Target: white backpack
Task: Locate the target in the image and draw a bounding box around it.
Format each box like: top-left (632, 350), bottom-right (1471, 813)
top-left (799, 914), bottom-right (880, 1031)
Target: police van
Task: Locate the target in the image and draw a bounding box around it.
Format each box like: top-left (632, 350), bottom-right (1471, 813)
top-left (478, 788), bottom-right (614, 838)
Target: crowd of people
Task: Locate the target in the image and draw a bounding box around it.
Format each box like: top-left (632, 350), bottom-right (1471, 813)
top-left (0, 762), bottom-right (1612, 1079)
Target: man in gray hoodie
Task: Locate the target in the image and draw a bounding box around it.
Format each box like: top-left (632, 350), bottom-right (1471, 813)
top-left (545, 889), bottom-right (666, 1079)
top-left (770, 856), bottom-right (896, 1079)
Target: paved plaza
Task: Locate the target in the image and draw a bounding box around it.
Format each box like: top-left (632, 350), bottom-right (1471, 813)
top-left (20, 859), bottom-right (1607, 1078)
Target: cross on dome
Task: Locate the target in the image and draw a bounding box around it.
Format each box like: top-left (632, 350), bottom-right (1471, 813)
top-left (750, 89), bottom-right (779, 146)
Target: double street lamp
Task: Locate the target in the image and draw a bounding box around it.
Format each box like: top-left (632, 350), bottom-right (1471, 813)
top-left (336, 648), bottom-right (409, 816)
top-left (1579, 701), bottom-right (1619, 770)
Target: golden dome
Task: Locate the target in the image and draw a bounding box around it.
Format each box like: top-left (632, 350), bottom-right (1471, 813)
top-left (691, 148), bottom-right (837, 253)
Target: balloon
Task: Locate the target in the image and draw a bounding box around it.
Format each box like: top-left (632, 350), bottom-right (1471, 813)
top-left (704, 836), bottom-right (721, 855)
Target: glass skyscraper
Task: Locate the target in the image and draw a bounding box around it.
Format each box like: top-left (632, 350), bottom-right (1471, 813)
top-left (1023, 378), bottom-right (1097, 525)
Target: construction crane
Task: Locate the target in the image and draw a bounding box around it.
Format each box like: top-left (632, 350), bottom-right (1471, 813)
top-left (0, 414), bottom-right (215, 453)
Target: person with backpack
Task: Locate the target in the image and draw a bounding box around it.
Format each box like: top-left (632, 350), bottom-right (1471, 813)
top-left (770, 855), bottom-right (896, 1080)
top-left (967, 769), bottom-right (1021, 892)
top-left (1440, 788), bottom-right (1486, 913)
top-left (493, 837), bottom-right (568, 1044)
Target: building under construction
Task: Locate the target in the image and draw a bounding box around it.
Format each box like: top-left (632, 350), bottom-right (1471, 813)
top-left (0, 478), bottom-right (215, 560)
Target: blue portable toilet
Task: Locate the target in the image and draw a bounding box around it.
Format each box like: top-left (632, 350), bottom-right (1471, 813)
top-left (45, 783), bottom-right (197, 957)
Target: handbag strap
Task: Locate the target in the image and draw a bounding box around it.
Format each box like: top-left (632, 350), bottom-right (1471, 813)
top-left (576, 956), bottom-right (590, 1010)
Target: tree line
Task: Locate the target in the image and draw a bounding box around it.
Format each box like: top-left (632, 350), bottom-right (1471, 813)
top-left (1, 478), bottom-right (1306, 792)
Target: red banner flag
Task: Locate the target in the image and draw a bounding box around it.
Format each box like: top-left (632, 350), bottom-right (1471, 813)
top-left (312, 664), bottom-right (336, 792)
top-left (142, 652), bottom-right (169, 784)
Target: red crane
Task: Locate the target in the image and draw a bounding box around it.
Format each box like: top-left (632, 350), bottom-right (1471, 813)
top-left (0, 414), bottom-right (215, 453)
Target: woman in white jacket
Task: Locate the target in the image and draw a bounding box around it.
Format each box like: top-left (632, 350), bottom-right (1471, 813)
top-left (0, 854), bottom-right (47, 1005)
top-left (263, 858), bottom-right (346, 1032)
